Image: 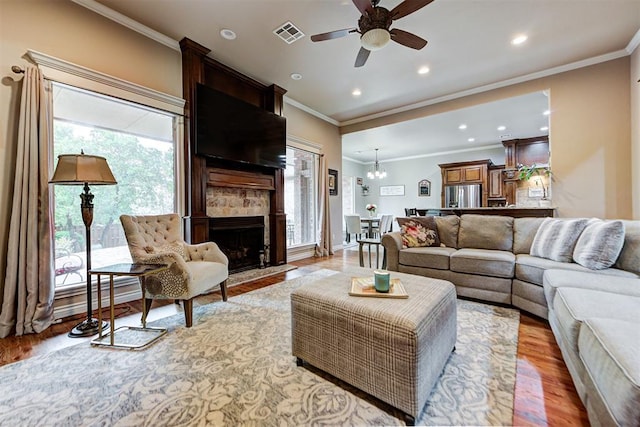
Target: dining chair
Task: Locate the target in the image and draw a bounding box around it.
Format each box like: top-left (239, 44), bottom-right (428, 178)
top-left (344, 214), bottom-right (365, 243)
top-left (356, 214), bottom-right (393, 268)
top-left (369, 214), bottom-right (393, 238)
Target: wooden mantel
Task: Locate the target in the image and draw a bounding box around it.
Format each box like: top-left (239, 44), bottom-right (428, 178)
top-left (180, 37), bottom-right (288, 266)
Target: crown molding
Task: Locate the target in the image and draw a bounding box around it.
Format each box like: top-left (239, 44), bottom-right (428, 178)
top-left (626, 28), bottom-right (640, 54)
top-left (343, 144), bottom-right (504, 164)
top-left (71, 0), bottom-right (180, 51)
top-left (340, 49), bottom-right (629, 127)
top-left (284, 96), bottom-right (340, 126)
top-left (73, 0), bottom-right (635, 129)
top-left (27, 49), bottom-right (185, 113)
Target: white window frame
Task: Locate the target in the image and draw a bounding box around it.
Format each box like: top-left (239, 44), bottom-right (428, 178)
top-left (28, 50), bottom-right (186, 319)
top-left (285, 135), bottom-right (323, 260)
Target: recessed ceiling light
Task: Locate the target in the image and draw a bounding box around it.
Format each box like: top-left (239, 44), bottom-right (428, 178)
top-left (418, 66), bottom-right (430, 75)
top-left (458, 124), bottom-right (467, 130)
top-left (497, 125), bottom-right (506, 131)
top-left (290, 73), bottom-right (302, 80)
top-left (540, 126), bottom-right (549, 131)
top-left (511, 34), bottom-right (528, 45)
top-left (543, 109), bottom-right (551, 116)
top-left (220, 29), bottom-right (237, 40)
top-left (468, 137), bottom-right (475, 142)
top-left (352, 88), bottom-right (362, 96)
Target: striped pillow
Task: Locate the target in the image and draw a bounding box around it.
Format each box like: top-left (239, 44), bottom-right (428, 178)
top-left (573, 219), bottom-right (625, 270)
top-left (530, 218), bottom-right (589, 262)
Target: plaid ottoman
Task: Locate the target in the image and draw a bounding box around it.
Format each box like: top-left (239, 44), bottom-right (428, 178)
top-left (291, 268), bottom-right (457, 425)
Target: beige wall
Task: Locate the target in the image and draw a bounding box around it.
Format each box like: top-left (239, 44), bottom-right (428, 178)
top-left (283, 104), bottom-right (343, 246)
top-left (343, 58), bottom-right (633, 220)
top-left (631, 45), bottom-right (640, 220)
top-left (0, 0), bottom-right (182, 287)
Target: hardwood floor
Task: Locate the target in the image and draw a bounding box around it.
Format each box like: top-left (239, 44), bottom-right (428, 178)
top-left (0, 249), bottom-right (589, 426)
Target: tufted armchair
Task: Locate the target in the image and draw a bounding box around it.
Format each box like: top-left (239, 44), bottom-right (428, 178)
top-left (120, 213), bottom-right (229, 327)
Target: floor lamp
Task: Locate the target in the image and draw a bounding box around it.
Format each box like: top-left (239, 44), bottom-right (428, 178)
top-left (50, 151), bottom-right (117, 337)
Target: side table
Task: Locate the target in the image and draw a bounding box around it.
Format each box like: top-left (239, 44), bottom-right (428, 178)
top-left (89, 263), bottom-right (168, 349)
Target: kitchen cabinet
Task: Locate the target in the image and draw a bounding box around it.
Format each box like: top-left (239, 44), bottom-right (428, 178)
top-left (502, 136), bottom-right (549, 205)
top-left (488, 165), bottom-right (505, 202)
top-left (439, 159), bottom-right (492, 206)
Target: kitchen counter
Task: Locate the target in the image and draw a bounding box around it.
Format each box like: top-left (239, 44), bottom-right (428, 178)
top-left (416, 207), bottom-right (555, 218)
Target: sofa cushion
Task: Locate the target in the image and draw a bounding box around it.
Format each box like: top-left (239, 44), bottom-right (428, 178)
top-left (616, 220), bottom-right (640, 275)
top-left (543, 269), bottom-right (640, 308)
top-left (434, 215), bottom-right (460, 248)
top-left (397, 217), bottom-right (440, 248)
top-left (530, 218), bottom-right (589, 262)
top-left (573, 219), bottom-right (625, 270)
top-left (552, 288), bottom-right (640, 354)
top-left (398, 246), bottom-right (456, 270)
top-left (513, 217), bottom-right (545, 254)
top-left (457, 214), bottom-right (514, 251)
top-left (516, 254), bottom-right (636, 286)
top-left (579, 318), bottom-right (640, 427)
top-left (450, 249), bottom-right (515, 278)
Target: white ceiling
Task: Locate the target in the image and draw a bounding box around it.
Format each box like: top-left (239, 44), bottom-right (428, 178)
top-left (84, 0), bottom-right (639, 162)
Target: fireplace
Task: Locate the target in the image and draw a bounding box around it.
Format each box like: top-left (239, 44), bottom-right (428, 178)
top-left (209, 216), bottom-right (265, 273)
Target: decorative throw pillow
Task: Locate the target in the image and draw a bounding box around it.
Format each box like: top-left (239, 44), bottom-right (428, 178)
top-left (530, 218), bottom-right (590, 263)
top-left (396, 217), bottom-right (441, 249)
top-left (144, 241), bottom-right (189, 261)
top-left (573, 219), bottom-right (625, 270)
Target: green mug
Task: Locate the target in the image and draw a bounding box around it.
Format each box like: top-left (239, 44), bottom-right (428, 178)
top-left (374, 270), bottom-right (390, 293)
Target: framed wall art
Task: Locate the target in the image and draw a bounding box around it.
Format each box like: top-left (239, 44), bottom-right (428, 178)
top-left (328, 169), bottom-right (338, 196)
top-left (379, 185), bottom-right (405, 196)
top-left (418, 179), bottom-right (431, 197)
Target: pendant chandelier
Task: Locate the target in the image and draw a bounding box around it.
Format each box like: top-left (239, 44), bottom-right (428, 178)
top-left (367, 148), bottom-right (387, 179)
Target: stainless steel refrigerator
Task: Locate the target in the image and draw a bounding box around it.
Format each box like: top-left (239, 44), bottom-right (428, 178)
top-left (444, 184), bottom-right (482, 208)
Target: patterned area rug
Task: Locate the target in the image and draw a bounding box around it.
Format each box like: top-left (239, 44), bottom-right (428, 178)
top-left (227, 264), bottom-right (297, 288)
top-left (0, 269), bottom-right (519, 426)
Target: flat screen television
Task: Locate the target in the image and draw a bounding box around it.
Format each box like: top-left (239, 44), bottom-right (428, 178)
top-left (195, 83), bottom-right (287, 169)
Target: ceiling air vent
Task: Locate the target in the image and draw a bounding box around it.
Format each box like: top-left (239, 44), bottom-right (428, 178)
top-left (273, 21), bottom-right (305, 44)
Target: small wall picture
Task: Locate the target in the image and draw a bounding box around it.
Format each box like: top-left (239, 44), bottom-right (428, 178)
top-left (356, 177), bottom-right (363, 185)
top-left (419, 179), bottom-right (431, 197)
top-left (328, 169), bottom-right (338, 196)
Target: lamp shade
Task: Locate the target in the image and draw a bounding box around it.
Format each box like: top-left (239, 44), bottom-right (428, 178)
top-left (50, 153), bottom-right (117, 185)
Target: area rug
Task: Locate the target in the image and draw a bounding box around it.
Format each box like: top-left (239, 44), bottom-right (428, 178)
top-left (227, 263), bottom-right (297, 288)
top-left (0, 269), bottom-right (519, 426)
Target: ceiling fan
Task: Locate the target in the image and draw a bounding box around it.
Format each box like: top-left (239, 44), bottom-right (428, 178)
top-left (310, 0), bottom-right (433, 67)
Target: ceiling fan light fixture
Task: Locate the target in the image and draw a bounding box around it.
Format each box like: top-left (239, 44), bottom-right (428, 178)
top-left (360, 28), bottom-right (390, 51)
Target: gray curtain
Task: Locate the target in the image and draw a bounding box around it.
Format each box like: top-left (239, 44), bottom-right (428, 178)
top-left (0, 66), bottom-right (54, 337)
top-left (314, 154), bottom-right (333, 257)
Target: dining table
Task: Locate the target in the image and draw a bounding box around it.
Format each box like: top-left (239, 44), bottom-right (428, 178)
top-left (360, 217), bottom-right (380, 238)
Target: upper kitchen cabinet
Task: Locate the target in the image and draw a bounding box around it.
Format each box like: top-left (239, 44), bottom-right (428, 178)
top-left (440, 159), bottom-right (491, 185)
top-left (439, 159), bottom-right (492, 206)
top-left (502, 136), bottom-right (549, 171)
top-left (502, 136), bottom-right (550, 205)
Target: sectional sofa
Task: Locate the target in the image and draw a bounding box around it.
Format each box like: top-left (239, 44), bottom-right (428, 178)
top-left (381, 214), bottom-right (640, 427)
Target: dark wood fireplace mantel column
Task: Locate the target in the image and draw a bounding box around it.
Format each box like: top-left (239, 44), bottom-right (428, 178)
top-left (179, 37), bottom-right (288, 266)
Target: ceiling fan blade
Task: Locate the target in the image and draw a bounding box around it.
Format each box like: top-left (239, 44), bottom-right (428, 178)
top-left (390, 28), bottom-right (428, 50)
top-left (310, 28), bottom-right (356, 42)
top-left (352, 0), bottom-right (374, 16)
top-left (355, 47), bottom-right (371, 67)
top-left (390, 0), bottom-right (434, 20)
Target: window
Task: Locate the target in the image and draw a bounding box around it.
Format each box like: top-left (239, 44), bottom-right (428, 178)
top-left (284, 146), bottom-right (318, 247)
top-left (342, 175), bottom-right (355, 236)
top-left (52, 83), bottom-right (178, 289)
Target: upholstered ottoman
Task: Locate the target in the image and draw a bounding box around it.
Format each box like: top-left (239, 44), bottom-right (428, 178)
top-left (291, 268), bottom-right (457, 425)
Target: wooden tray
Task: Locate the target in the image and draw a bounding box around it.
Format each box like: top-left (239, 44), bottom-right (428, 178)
top-left (349, 277), bottom-right (408, 298)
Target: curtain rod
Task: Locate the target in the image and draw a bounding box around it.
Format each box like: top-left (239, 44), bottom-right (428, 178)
top-left (11, 66), bottom-right (24, 74)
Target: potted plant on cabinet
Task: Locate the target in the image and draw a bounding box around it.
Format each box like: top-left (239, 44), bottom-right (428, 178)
top-left (517, 163), bottom-right (553, 206)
